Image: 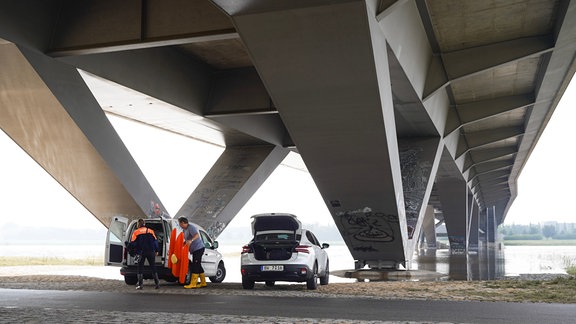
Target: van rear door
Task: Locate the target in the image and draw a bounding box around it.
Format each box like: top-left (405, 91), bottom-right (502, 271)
top-left (105, 216), bottom-right (128, 266)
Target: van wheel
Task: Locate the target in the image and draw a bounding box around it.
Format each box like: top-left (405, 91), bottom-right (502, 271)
top-left (124, 275), bottom-right (138, 285)
top-left (209, 261), bottom-right (226, 283)
top-left (242, 277), bottom-right (255, 289)
top-left (306, 263), bottom-right (318, 290)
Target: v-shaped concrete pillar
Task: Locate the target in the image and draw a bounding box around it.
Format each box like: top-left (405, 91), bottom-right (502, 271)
top-left (399, 137), bottom-right (443, 257)
top-left (213, 1), bottom-right (410, 268)
top-left (0, 41), bottom-right (166, 227)
top-left (176, 145), bottom-right (289, 238)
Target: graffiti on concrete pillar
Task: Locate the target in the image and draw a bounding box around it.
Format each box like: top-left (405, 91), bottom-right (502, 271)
top-left (148, 200), bottom-right (169, 219)
top-left (336, 207), bottom-right (399, 252)
top-left (448, 235), bottom-right (466, 254)
top-left (206, 221), bottom-right (227, 239)
top-left (400, 147), bottom-right (432, 238)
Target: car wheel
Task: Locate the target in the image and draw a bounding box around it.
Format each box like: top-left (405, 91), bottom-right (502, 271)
top-left (320, 260), bottom-right (329, 285)
top-left (265, 280), bottom-right (275, 287)
top-left (124, 275), bottom-right (138, 285)
top-left (306, 263), bottom-right (318, 290)
top-left (209, 261), bottom-right (226, 283)
top-left (242, 277), bottom-right (255, 290)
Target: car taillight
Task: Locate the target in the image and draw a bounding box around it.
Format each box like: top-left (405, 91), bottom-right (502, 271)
top-left (241, 245), bottom-right (252, 254)
top-left (295, 245), bottom-right (310, 253)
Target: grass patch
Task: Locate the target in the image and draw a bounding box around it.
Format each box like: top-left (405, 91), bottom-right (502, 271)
top-left (0, 256), bottom-right (103, 266)
top-left (563, 256), bottom-right (576, 276)
top-left (482, 277), bottom-right (576, 303)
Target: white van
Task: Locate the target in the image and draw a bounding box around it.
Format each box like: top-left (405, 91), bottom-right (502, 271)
top-left (105, 216), bottom-right (226, 285)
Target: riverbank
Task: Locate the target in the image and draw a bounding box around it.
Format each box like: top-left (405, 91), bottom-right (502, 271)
top-left (1, 266), bottom-right (574, 304)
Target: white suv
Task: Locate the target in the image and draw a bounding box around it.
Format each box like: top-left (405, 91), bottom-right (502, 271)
top-left (105, 217), bottom-right (226, 285)
top-left (240, 213), bottom-right (329, 290)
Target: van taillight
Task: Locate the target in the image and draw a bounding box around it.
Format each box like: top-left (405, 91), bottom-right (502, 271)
top-left (241, 245), bottom-right (252, 254)
top-left (295, 245), bottom-right (310, 253)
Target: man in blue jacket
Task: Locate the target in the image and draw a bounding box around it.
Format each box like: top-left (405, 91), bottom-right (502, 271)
top-left (131, 218), bottom-right (160, 290)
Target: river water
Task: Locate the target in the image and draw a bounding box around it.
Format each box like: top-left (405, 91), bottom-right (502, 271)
top-left (1, 242), bottom-right (574, 282)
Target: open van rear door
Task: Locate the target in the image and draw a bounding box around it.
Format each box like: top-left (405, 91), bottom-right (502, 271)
top-left (105, 216), bottom-right (128, 266)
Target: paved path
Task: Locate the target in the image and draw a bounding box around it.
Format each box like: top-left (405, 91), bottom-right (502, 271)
top-left (1, 288), bottom-right (575, 323)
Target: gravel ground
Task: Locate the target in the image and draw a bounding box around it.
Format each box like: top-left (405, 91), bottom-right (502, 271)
top-left (0, 267), bottom-right (573, 323)
top-left (0, 266), bottom-right (571, 301)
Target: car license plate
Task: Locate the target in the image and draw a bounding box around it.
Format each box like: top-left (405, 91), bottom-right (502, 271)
top-left (261, 265), bottom-right (284, 271)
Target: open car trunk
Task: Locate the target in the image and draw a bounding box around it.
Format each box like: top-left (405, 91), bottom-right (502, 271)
top-left (250, 214), bottom-right (302, 261)
top-left (251, 232), bottom-right (299, 261)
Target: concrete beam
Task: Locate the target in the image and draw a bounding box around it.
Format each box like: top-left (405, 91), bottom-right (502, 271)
top-left (213, 0), bottom-right (411, 268)
top-left (470, 171), bottom-right (509, 191)
top-left (205, 68), bottom-right (275, 116)
top-left (204, 68), bottom-right (293, 147)
top-left (442, 36), bottom-right (554, 81)
top-left (376, 0), bottom-right (452, 138)
top-left (59, 47), bottom-right (212, 116)
top-left (465, 160), bottom-right (514, 182)
top-left (0, 1), bottom-right (59, 52)
top-left (456, 126), bottom-right (525, 158)
top-left (464, 146), bottom-right (517, 172)
top-left (60, 48), bottom-right (269, 147)
top-left (424, 36), bottom-right (554, 99)
top-left (445, 94), bottom-right (535, 136)
top-left (48, 0), bottom-right (236, 57)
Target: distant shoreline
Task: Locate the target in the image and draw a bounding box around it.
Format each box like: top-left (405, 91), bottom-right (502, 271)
top-left (503, 240), bottom-right (576, 246)
top-left (0, 256), bottom-right (103, 267)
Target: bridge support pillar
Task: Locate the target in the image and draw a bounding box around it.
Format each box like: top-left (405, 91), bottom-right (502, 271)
top-left (436, 179), bottom-right (468, 254)
top-left (421, 205), bottom-right (437, 249)
top-left (468, 196), bottom-right (479, 252)
top-left (486, 205), bottom-right (498, 249)
top-left (399, 137), bottom-right (443, 258)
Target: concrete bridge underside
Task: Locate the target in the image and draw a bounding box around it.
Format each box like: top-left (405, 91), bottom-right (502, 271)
top-left (1, 0), bottom-right (575, 269)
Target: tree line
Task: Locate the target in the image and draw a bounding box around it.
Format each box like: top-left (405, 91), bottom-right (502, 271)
top-left (500, 222), bottom-right (576, 240)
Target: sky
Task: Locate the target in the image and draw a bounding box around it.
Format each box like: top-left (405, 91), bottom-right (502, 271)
top-left (0, 75), bottom-right (575, 240)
